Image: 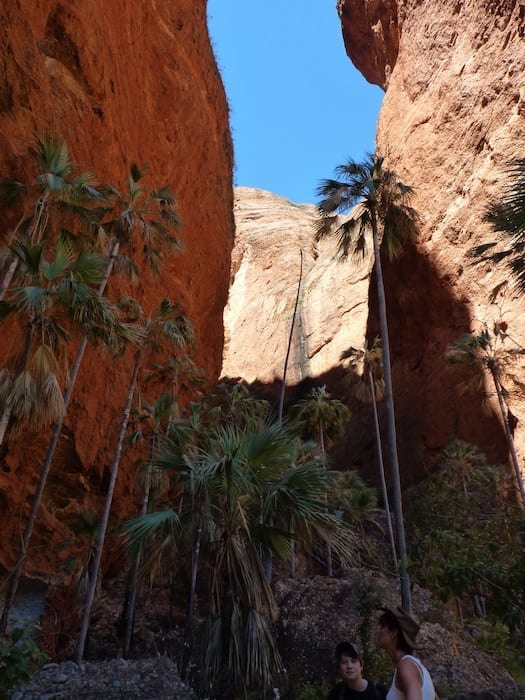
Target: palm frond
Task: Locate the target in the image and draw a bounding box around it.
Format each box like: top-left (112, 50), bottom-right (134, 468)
top-left (32, 135), bottom-right (73, 180)
top-left (34, 372), bottom-right (65, 426)
top-left (8, 369), bottom-right (38, 420)
top-left (70, 251), bottom-right (107, 285)
top-left (29, 343), bottom-right (60, 381)
top-left (41, 235), bottom-right (76, 282)
top-left (0, 179), bottom-right (27, 208)
top-left (120, 509), bottom-right (180, 552)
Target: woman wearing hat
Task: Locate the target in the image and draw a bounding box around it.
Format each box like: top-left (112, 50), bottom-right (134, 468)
top-left (376, 607), bottom-right (437, 700)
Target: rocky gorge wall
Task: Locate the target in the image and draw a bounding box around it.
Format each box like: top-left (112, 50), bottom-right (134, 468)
top-left (223, 1), bottom-right (525, 487)
top-left (338, 0), bottom-right (525, 479)
top-left (0, 1), bottom-right (233, 575)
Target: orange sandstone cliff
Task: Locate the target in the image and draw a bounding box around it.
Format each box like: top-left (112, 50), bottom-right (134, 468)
top-left (0, 1), bottom-right (233, 575)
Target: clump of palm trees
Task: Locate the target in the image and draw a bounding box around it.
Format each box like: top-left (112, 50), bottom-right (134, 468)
top-left (0, 138), bottom-right (382, 699)
top-left (3, 137), bottom-right (524, 696)
top-left (0, 136), bottom-right (183, 636)
top-left (120, 382), bottom-right (359, 696)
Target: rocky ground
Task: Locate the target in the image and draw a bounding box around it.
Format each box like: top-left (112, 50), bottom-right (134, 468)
top-left (8, 655), bottom-right (525, 700)
top-left (8, 657), bottom-right (197, 699)
top-left (5, 570), bottom-right (525, 699)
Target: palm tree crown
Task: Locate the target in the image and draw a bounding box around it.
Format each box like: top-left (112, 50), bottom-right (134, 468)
top-left (316, 153), bottom-right (420, 260)
top-left (470, 158), bottom-right (525, 294)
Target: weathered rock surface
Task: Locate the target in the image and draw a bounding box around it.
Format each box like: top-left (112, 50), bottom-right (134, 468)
top-left (223, 187), bottom-right (374, 386)
top-left (0, 1), bottom-right (233, 575)
top-left (338, 0), bottom-right (525, 480)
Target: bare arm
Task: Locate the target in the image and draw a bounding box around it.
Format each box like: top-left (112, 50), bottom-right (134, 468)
top-left (396, 658), bottom-right (423, 700)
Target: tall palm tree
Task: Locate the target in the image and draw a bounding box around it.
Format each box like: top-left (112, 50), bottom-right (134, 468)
top-left (316, 153), bottom-right (420, 611)
top-left (102, 163), bottom-right (182, 279)
top-left (342, 339), bottom-right (398, 571)
top-left (446, 323), bottom-right (525, 508)
top-left (76, 300), bottom-right (193, 661)
top-left (470, 158), bottom-right (525, 294)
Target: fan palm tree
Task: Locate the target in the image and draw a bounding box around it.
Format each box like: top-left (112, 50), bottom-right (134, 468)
top-left (289, 385), bottom-right (350, 575)
top-left (316, 153), bottom-right (420, 611)
top-left (342, 339), bottom-right (398, 571)
top-left (470, 158), bottom-right (525, 294)
top-left (76, 300), bottom-right (194, 661)
top-left (101, 163), bottom-right (182, 280)
top-left (446, 323), bottom-right (525, 508)
top-left (0, 135), bottom-right (106, 298)
top-left (123, 420), bottom-right (357, 695)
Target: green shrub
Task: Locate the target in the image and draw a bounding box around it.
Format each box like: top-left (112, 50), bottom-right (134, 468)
top-left (0, 624), bottom-right (47, 698)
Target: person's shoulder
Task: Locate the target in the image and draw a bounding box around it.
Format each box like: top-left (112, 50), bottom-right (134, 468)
top-left (368, 680), bottom-right (388, 699)
top-left (327, 682), bottom-right (345, 700)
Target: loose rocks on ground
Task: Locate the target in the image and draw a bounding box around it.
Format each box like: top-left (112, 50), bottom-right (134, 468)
top-left (9, 657), bottom-right (197, 700)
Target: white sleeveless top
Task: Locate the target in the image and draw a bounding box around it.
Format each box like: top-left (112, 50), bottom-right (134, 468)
top-left (386, 654), bottom-right (435, 700)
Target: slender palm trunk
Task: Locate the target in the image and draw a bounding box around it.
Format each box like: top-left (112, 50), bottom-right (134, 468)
top-left (276, 250), bottom-right (303, 581)
top-left (489, 364), bottom-right (525, 508)
top-left (278, 249), bottom-right (303, 424)
top-left (368, 368), bottom-right (398, 572)
top-left (182, 522), bottom-right (202, 678)
top-left (370, 210), bottom-right (411, 612)
top-left (0, 239), bottom-right (120, 635)
top-left (0, 407), bottom-right (12, 446)
top-left (317, 420), bottom-right (333, 577)
top-left (77, 347), bottom-right (141, 661)
top-left (122, 462), bottom-right (152, 658)
top-left (0, 258), bottom-right (19, 301)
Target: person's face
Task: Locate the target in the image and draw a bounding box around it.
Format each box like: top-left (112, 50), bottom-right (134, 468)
top-left (376, 620), bottom-right (397, 650)
top-left (338, 654), bottom-right (363, 684)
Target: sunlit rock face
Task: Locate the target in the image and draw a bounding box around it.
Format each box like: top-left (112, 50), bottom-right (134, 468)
top-left (339, 0), bottom-right (525, 479)
top-left (0, 1), bottom-right (233, 574)
top-left (222, 187), bottom-right (374, 386)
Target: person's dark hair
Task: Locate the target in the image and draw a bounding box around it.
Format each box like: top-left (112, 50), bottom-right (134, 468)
top-left (378, 610), bottom-right (414, 654)
top-left (335, 641), bottom-right (363, 663)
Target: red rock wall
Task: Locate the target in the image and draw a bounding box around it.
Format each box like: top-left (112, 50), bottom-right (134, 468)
top-left (0, 1), bottom-right (233, 574)
top-left (339, 0), bottom-right (525, 483)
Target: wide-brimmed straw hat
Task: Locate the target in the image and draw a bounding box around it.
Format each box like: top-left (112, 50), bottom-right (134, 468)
top-left (379, 606), bottom-right (421, 649)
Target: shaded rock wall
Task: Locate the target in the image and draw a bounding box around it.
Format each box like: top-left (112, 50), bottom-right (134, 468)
top-left (0, 1), bottom-right (233, 574)
top-left (223, 188), bottom-right (508, 484)
top-left (341, 0), bottom-right (525, 481)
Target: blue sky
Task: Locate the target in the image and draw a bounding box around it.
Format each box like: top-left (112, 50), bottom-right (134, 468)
top-left (207, 1), bottom-right (384, 205)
